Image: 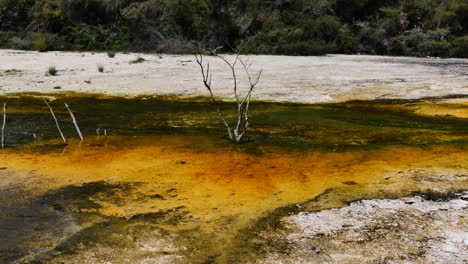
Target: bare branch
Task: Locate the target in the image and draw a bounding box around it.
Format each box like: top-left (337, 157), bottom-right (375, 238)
top-left (1, 102), bottom-right (6, 149)
top-left (254, 72), bottom-right (263, 86)
top-left (240, 91), bottom-right (253, 136)
top-left (208, 73), bottom-right (213, 87)
top-left (239, 57), bottom-right (263, 107)
top-left (215, 52), bottom-right (244, 140)
top-left (195, 53), bottom-right (233, 140)
top-left (65, 103), bottom-right (84, 141)
top-left (217, 54), bottom-right (240, 106)
top-left (237, 59), bottom-right (263, 138)
top-left (43, 98), bottom-right (67, 144)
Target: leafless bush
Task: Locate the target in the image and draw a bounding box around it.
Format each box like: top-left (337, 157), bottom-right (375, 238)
top-left (195, 48), bottom-right (262, 143)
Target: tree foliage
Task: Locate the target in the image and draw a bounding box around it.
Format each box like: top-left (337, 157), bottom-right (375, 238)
top-left (0, 0), bottom-right (466, 57)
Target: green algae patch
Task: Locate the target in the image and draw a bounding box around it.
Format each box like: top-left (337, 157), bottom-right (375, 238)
top-left (0, 93), bottom-right (467, 151)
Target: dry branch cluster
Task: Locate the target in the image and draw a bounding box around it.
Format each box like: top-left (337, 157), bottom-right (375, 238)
top-left (195, 50), bottom-right (262, 143)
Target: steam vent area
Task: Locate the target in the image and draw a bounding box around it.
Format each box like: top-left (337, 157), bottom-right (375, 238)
top-left (0, 50), bottom-right (467, 264)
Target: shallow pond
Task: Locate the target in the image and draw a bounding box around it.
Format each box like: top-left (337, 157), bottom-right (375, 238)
top-left (2, 93), bottom-right (468, 150)
top-left (0, 93), bottom-right (467, 263)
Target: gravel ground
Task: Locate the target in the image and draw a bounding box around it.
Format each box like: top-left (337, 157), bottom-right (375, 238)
top-left (0, 49), bottom-right (467, 103)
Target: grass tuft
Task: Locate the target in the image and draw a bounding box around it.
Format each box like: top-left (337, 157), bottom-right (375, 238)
top-left (130, 57), bottom-right (145, 64)
top-left (97, 64), bottom-right (104, 73)
top-left (107, 51), bottom-right (116, 58)
top-left (47, 66), bottom-right (58, 76)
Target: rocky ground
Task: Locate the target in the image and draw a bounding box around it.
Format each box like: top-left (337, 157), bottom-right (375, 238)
top-left (0, 50), bottom-right (467, 103)
top-left (259, 193), bottom-right (468, 264)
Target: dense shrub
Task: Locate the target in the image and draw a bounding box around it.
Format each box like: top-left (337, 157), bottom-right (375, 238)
top-left (314, 15), bottom-right (341, 42)
top-left (274, 41), bottom-right (333, 56)
top-left (0, 31), bottom-right (16, 48)
top-left (0, 0), bottom-right (465, 57)
top-left (336, 29), bottom-right (359, 53)
top-left (32, 32), bottom-right (65, 51)
top-left (417, 40), bottom-right (451, 57)
top-left (450, 35), bottom-right (468, 58)
top-left (6, 32), bottom-right (65, 51)
top-left (384, 29), bottom-right (452, 57)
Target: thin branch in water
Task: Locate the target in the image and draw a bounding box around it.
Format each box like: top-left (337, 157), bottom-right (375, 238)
top-left (43, 98), bottom-right (67, 144)
top-left (65, 103), bottom-right (84, 140)
top-left (1, 102), bottom-right (6, 149)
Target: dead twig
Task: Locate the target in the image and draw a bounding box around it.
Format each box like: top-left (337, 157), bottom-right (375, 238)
top-left (65, 103), bottom-right (84, 140)
top-left (1, 102), bottom-right (6, 149)
top-left (195, 54), bottom-right (233, 140)
top-left (238, 58), bottom-right (262, 139)
top-left (43, 98), bottom-right (67, 144)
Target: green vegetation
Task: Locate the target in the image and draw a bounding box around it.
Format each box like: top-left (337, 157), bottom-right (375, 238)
top-left (129, 56), bottom-right (145, 64)
top-left (0, 69), bottom-right (23, 76)
top-left (46, 66), bottom-right (57, 76)
top-left (0, 0), bottom-right (466, 57)
top-left (107, 51), bottom-right (116, 58)
top-left (97, 64), bottom-right (104, 72)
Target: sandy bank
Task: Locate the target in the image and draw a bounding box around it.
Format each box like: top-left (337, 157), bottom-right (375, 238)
top-left (0, 49), bottom-right (467, 103)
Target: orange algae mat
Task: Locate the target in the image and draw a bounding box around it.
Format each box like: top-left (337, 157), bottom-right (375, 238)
top-left (2, 135), bottom-right (467, 228)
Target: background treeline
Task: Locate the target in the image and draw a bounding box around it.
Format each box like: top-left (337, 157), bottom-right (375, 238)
top-left (0, 0), bottom-right (466, 57)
